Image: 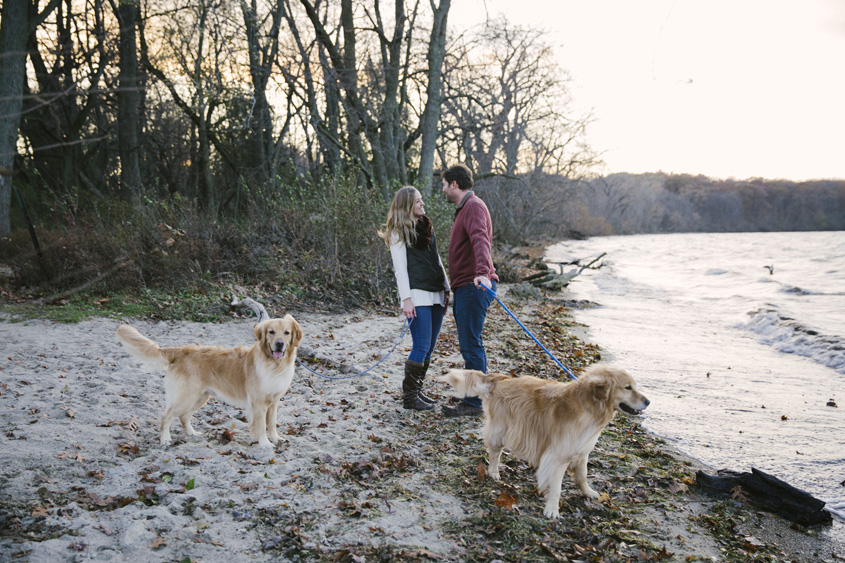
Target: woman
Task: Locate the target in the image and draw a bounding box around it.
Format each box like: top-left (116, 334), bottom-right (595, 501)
top-left (378, 186), bottom-right (450, 410)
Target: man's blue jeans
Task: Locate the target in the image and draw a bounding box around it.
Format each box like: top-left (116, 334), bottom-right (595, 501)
top-left (407, 305), bottom-right (445, 364)
top-left (452, 281), bottom-right (496, 408)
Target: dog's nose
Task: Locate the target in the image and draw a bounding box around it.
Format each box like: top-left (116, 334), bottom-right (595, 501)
top-left (644, 398), bottom-right (651, 407)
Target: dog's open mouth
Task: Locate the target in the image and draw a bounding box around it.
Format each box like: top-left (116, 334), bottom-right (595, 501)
top-left (619, 402), bottom-right (644, 415)
top-left (272, 342), bottom-right (285, 360)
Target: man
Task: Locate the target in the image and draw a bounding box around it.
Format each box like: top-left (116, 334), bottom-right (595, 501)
top-left (440, 164), bottom-right (499, 418)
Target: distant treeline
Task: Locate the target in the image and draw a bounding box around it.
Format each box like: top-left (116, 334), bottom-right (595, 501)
top-left (579, 173), bottom-right (845, 235)
top-left (479, 172), bottom-right (845, 243)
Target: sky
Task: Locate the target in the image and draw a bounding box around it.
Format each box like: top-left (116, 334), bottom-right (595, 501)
top-left (450, 0), bottom-right (845, 182)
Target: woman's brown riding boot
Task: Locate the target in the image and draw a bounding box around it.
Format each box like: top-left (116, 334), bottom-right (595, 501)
top-left (403, 361), bottom-right (434, 410)
top-left (417, 359), bottom-right (436, 404)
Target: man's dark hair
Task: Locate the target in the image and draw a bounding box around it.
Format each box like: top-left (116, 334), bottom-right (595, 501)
top-left (441, 164), bottom-right (474, 191)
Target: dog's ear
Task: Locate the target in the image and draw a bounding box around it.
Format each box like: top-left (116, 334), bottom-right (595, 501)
top-left (290, 319), bottom-right (303, 347)
top-left (588, 377), bottom-right (610, 402)
top-left (253, 321), bottom-right (266, 342)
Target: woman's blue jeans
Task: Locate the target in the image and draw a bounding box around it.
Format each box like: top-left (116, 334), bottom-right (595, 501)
top-left (452, 281), bottom-right (496, 408)
top-left (407, 304), bottom-right (445, 364)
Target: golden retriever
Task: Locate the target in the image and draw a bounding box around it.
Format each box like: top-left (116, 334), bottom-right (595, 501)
top-left (439, 364), bottom-right (649, 518)
top-left (116, 316), bottom-right (302, 448)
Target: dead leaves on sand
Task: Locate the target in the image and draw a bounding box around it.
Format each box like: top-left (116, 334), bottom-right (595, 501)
top-left (322, 450), bottom-right (418, 483)
top-left (483, 300), bottom-right (601, 378)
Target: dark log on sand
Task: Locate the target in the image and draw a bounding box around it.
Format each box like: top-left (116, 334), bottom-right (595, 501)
top-left (695, 468), bottom-right (833, 526)
top-left (230, 296), bottom-right (360, 375)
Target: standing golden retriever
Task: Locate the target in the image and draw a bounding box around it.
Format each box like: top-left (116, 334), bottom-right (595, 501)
top-left (116, 316), bottom-right (302, 448)
top-left (439, 364), bottom-right (649, 518)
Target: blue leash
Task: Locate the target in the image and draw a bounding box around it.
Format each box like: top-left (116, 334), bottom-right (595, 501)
top-left (296, 317), bottom-right (412, 380)
top-left (480, 283), bottom-right (578, 381)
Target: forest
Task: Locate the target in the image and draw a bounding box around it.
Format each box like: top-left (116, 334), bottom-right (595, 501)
top-left (1, 0), bottom-right (842, 308)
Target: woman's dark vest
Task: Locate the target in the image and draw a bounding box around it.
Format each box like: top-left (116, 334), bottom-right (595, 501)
top-left (407, 230), bottom-right (446, 292)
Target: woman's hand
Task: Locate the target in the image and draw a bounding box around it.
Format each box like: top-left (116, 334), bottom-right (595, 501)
top-left (443, 290), bottom-right (450, 310)
top-left (402, 297), bottom-right (416, 319)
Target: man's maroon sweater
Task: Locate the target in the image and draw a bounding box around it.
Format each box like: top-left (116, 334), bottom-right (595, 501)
top-left (448, 192), bottom-right (499, 289)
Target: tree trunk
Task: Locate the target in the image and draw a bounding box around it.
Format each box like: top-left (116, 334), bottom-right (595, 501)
top-left (242, 0), bottom-right (285, 185)
top-left (0, 0), bottom-right (31, 236)
top-left (116, 0), bottom-right (142, 196)
top-left (417, 0), bottom-right (449, 194)
top-left (299, 0), bottom-right (373, 185)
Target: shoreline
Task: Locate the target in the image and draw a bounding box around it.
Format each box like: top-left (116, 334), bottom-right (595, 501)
top-left (1, 284), bottom-right (842, 561)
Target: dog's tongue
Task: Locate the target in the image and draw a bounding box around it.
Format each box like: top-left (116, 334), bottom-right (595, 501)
top-left (273, 351), bottom-right (284, 360)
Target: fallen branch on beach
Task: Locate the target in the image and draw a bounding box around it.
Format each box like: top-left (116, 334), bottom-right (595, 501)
top-left (522, 252), bottom-right (606, 290)
top-left (695, 467), bottom-right (833, 526)
top-left (230, 295), bottom-right (361, 374)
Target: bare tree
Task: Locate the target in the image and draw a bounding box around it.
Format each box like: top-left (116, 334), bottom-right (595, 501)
top-left (415, 0), bottom-right (449, 193)
top-left (0, 0), bottom-right (34, 236)
top-left (275, 0), bottom-right (341, 172)
top-left (139, 0), bottom-right (240, 214)
top-left (241, 0), bottom-right (288, 184)
top-left (295, 0), bottom-right (455, 195)
top-left (17, 0), bottom-right (113, 204)
top-left (440, 17), bottom-right (594, 179)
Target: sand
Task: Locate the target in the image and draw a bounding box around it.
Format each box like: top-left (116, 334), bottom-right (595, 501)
top-left (1, 294), bottom-right (842, 562)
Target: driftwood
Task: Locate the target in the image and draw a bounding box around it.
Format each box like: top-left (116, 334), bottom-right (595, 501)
top-left (229, 296), bottom-right (360, 375)
top-left (230, 296), bottom-right (271, 323)
top-left (522, 252), bottom-right (606, 290)
top-left (695, 468), bottom-right (833, 526)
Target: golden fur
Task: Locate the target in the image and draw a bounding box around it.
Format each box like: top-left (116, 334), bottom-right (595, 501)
top-left (439, 364), bottom-right (649, 518)
top-left (116, 316), bottom-right (302, 448)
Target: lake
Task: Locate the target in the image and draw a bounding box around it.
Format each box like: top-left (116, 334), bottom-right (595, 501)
top-left (547, 231), bottom-right (845, 535)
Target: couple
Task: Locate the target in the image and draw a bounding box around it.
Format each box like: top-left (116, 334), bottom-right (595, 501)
top-left (378, 164), bottom-right (498, 418)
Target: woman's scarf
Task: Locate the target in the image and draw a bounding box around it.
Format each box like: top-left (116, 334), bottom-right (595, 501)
top-left (413, 215), bottom-right (433, 250)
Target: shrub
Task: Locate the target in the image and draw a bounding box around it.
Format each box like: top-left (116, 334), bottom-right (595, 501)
top-left (0, 174), bottom-right (458, 310)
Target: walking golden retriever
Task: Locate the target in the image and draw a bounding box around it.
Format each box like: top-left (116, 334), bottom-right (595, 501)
top-left (116, 316), bottom-right (302, 448)
top-left (439, 364), bottom-right (649, 518)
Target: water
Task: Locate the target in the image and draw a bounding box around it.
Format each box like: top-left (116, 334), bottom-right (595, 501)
top-left (546, 231), bottom-right (845, 531)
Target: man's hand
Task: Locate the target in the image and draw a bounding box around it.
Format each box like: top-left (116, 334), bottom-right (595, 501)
top-left (402, 297), bottom-right (416, 319)
top-left (443, 290), bottom-right (450, 310)
top-left (474, 276), bottom-right (492, 291)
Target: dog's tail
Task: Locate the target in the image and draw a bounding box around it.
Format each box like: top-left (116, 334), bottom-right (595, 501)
top-left (437, 369), bottom-right (507, 401)
top-left (116, 325), bottom-right (169, 371)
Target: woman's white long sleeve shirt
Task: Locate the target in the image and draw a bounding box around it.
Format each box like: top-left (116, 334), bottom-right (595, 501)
top-left (388, 234), bottom-right (450, 307)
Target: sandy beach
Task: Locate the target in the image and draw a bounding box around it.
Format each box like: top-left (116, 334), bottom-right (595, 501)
top-left (1, 287), bottom-right (842, 562)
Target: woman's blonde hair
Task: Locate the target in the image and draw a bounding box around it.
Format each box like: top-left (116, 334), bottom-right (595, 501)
top-left (378, 186), bottom-right (419, 247)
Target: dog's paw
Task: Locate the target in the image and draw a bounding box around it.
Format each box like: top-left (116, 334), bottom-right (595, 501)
top-left (581, 487), bottom-right (600, 499)
top-left (543, 505), bottom-right (560, 519)
top-left (257, 438), bottom-right (274, 448)
top-left (488, 467), bottom-right (501, 481)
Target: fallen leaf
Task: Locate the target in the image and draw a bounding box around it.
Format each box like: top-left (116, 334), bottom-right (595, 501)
top-left (477, 461), bottom-right (487, 479)
top-left (668, 481), bottom-right (688, 494)
top-left (731, 485), bottom-right (748, 502)
top-left (149, 537), bottom-right (167, 549)
top-left (494, 493), bottom-right (518, 510)
top-left (31, 506), bottom-right (49, 518)
top-left (118, 442), bottom-right (140, 456)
